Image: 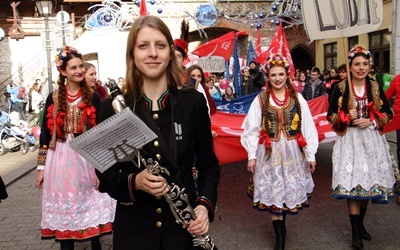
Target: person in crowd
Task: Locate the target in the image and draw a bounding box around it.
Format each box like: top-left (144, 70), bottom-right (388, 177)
top-left (5, 83), bottom-right (13, 113)
top-left (291, 71), bottom-right (307, 93)
top-left (302, 66), bottom-right (326, 101)
top-left (325, 67), bottom-right (341, 98)
top-left (83, 62), bottom-right (108, 100)
top-left (116, 77), bottom-right (125, 89)
top-left (241, 54), bottom-right (318, 250)
top-left (40, 78), bottom-right (51, 100)
top-left (173, 19), bottom-right (189, 68)
top-left (327, 45), bottom-right (400, 249)
top-left (248, 61), bottom-right (266, 90)
top-left (0, 175), bottom-right (7, 203)
top-left (206, 76), bottom-right (222, 100)
top-left (35, 45), bottom-right (115, 250)
top-left (29, 82), bottom-right (44, 114)
top-left (222, 86), bottom-right (237, 102)
top-left (323, 69), bottom-right (330, 82)
top-left (385, 73), bottom-right (400, 204)
top-left (241, 66), bottom-right (261, 96)
top-left (305, 69), bottom-right (311, 81)
top-left (330, 67), bottom-right (339, 79)
top-left (337, 64), bottom-right (347, 82)
top-left (29, 79), bottom-right (42, 113)
top-left (96, 15), bottom-right (220, 250)
top-left (7, 83), bottom-right (25, 120)
top-left (186, 64), bottom-right (217, 116)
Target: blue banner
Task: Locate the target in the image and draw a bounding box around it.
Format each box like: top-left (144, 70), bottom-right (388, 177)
top-left (213, 91), bottom-right (260, 114)
top-left (246, 41), bottom-right (257, 65)
top-left (233, 32), bottom-right (242, 97)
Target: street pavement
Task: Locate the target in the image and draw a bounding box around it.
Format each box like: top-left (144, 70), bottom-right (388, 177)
top-left (0, 133), bottom-right (399, 250)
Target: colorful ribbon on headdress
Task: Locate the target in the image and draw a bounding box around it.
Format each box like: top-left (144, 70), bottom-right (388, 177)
top-left (258, 130), bottom-right (271, 149)
top-left (367, 102), bottom-right (385, 121)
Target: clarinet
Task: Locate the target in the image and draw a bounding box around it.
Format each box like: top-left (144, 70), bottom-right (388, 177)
top-left (110, 83), bottom-right (217, 250)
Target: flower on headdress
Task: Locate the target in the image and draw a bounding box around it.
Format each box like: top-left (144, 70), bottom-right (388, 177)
top-left (54, 45), bottom-right (82, 72)
top-left (264, 54), bottom-right (290, 74)
top-left (348, 45), bottom-right (373, 66)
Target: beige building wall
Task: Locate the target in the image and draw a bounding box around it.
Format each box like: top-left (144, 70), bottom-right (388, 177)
top-left (315, 1), bottom-right (393, 72)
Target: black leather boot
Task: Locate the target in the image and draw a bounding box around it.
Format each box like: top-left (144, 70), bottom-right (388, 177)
top-left (282, 214), bottom-right (287, 237)
top-left (272, 220), bottom-right (285, 250)
top-left (91, 238), bottom-right (102, 250)
top-left (60, 240), bottom-right (74, 250)
top-left (349, 214), bottom-right (364, 249)
top-left (360, 207), bottom-right (371, 240)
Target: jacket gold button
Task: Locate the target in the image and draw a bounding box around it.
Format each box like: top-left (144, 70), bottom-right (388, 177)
top-left (156, 208), bottom-right (162, 214)
top-left (156, 221), bottom-right (162, 228)
top-left (154, 141), bottom-right (159, 147)
top-left (156, 154), bottom-right (161, 160)
top-left (156, 196), bottom-right (162, 200)
top-left (153, 114), bottom-right (159, 120)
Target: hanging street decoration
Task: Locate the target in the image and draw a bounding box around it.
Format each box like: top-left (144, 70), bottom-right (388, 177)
top-left (84, 0), bottom-right (304, 34)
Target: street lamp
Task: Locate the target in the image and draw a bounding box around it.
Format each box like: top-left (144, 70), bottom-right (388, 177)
top-left (35, 0), bottom-right (54, 94)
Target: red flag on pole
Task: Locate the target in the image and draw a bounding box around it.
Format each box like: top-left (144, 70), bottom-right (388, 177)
top-left (140, 0), bottom-right (147, 16)
top-left (256, 28), bottom-right (261, 56)
top-left (255, 22), bottom-right (295, 78)
top-left (192, 31), bottom-right (247, 61)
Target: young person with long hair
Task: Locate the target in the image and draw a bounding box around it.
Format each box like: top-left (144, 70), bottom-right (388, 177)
top-left (96, 15), bottom-right (220, 250)
top-left (241, 54), bottom-right (318, 250)
top-left (327, 45), bottom-right (400, 249)
top-left (35, 45), bottom-right (115, 250)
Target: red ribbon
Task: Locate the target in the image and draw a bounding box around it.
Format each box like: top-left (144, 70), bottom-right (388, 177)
top-left (367, 102), bottom-right (385, 121)
top-left (296, 133), bottom-right (307, 148)
top-left (338, 109), bottom-right (350, 124)
top-left (258, 130), bottom-right (271, 149)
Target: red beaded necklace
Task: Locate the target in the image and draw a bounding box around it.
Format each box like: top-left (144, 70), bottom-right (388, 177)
top-left (352, 83), bottom-right (366, 100)
top-left (270, 88), bottom-right (289, 107)
top-left (66, 86), bottom-right (83, 103)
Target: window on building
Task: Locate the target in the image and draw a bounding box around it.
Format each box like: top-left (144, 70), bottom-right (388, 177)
top-left (324, 42), bottom-right (337, 70)
top-left (348, 36), bottom-right (359, 49)
top-left (369, 30), bottom-right (391, 73)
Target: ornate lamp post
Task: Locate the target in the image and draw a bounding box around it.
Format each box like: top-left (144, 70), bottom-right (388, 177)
top-left (35, 0), bottom-right (54, 94)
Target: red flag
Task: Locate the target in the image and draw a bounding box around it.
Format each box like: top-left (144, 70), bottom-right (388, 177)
top-left (140, 0), bottom-right (147, 16)
top-left (192, 31), bottom-right (247, 61)
top-left (256, 28), bottom-right (261, 56)
top-left (255, 22), bottom-right (295, 79)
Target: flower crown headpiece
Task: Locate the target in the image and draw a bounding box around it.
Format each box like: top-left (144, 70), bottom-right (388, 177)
top-left (348, 45), bottom-right (373, 65)
top-left (264, 54), bottom-right (290, 73)
top-left (54, 45), bottom-right (81, 72)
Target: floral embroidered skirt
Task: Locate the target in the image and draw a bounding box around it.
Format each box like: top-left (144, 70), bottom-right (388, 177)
top-left (252, 136), bottom-right (314, 215)
top-left (41, 135), bottom-right (116, 241)
top-left (332, 127), bottom-right (400, 203)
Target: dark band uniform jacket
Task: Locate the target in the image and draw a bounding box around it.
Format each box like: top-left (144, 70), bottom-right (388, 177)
top-left (97, 87), bottom-right (220, 250)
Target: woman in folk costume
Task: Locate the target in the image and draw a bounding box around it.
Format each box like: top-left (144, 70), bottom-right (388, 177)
top-left (327, 45), bottom-right (400, 249)
top-left (241, 54), bottom-right (318, 250)
top-left (35, 45), bottom-right (115, 250)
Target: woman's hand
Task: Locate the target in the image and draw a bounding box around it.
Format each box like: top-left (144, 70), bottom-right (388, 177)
top-left (348, 108), bottom-right (357, 120)
top-left (352, 118), bottom-right (374, 129)
top-left (36, 170), bottom-right (44, 189)
top-left (307, 161), bottom-right (316, 173)
top-left (247, 159), bottom-right (256, 174)
top-left (135, 170), bottom-right (169, 197)
top-left (187, 205), bottom-right (209, 236)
